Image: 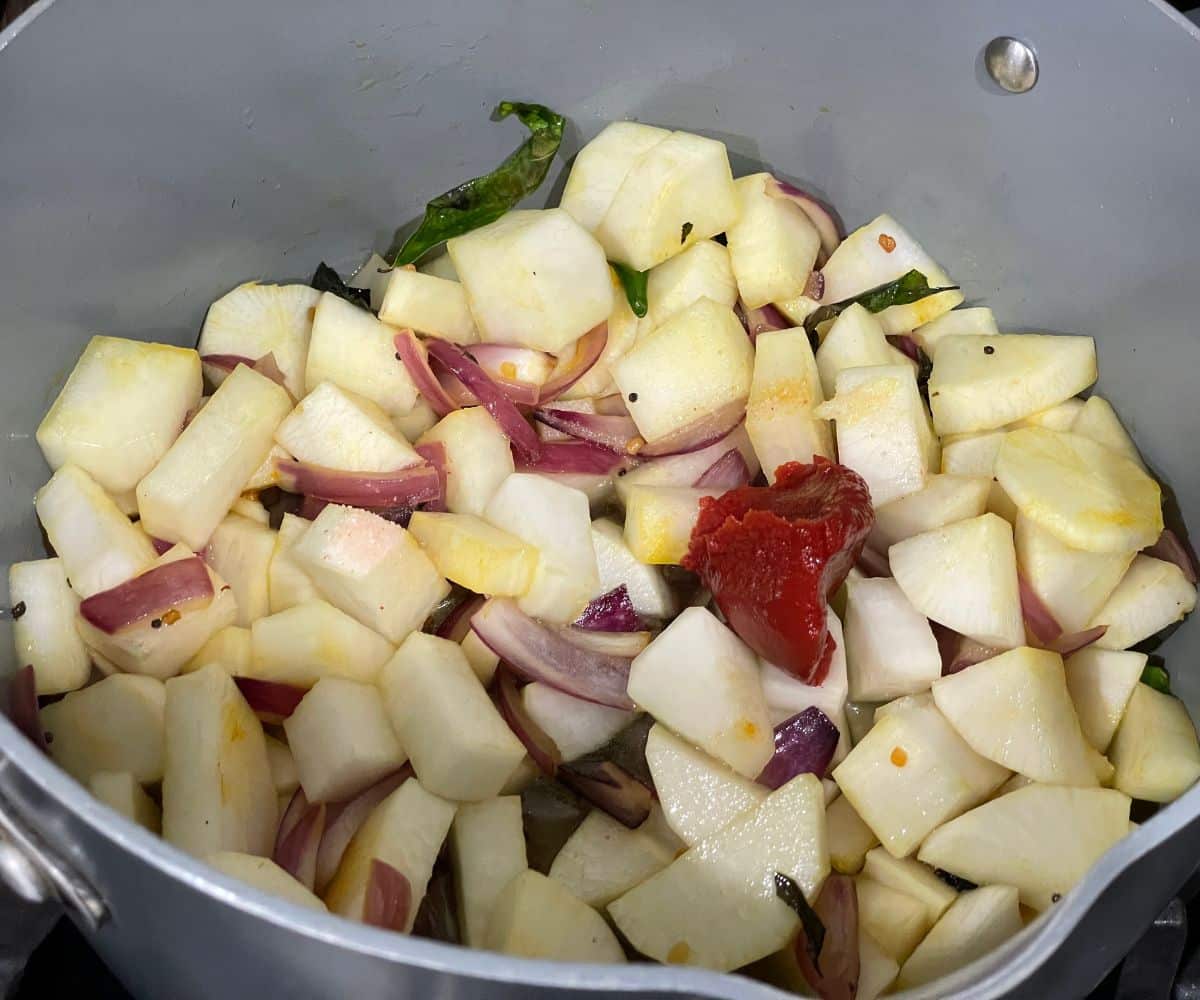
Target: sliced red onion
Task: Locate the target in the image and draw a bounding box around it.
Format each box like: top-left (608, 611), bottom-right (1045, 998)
top-left (493, 669), bottom-right (562, 776)
top-left (413, 442), bottom-right (448, 513)
top-left (434, 368), bottom-right (478, 409)
top-left (636, 400), bottom-right (746, 459)
top-left (593, 392), bottom-right (630, 417)
top-left (534, 408), bottom-right (642, 454)
top-left (394, 330), bottom-right (458, 418)
top-left (757, 706), bottom-right (840, 789)
top-left (470, 598), bottom-right (635, 710)
top-left (933, 623), bottom-right (1001, 676)
top-left (273, 796), bottom-right (326, 890)
top-left (466, 345), bottom-right (547, 406)
top-left (804, 271), bottom-right (826, 301)
top-left (558, 758), bottom-right (653, 829)
top-left (574, 585), bottom-right (643, 633)
top-left (296, 495), bottom-right (331, 521)
top-left (148, 536), bottom-right (174, 556)
top-left (6, 665), bottom-right (47, 753)
top-left (794, 873), bottom-right (860, 1000)
top-left (1018, 573), bottom-right (1062, 646)
top-left (739, 301), bottom-right (792, 341)
top-left (364, 858), bottom-right (413, 933)
top-left (887, 333), bottom-right (922, 363)
top-left (537, 323), bottom-right (609, 404)
top-left (276, 459), bottom-right (440, 508)
top-left (425, 339), bottom-right (541, 461)
top-left (435, 365), bottom-right (540, 409)
top-left (564, 628), bottom-right (653, 658)
top-left (275, 787), bottom-right (310, 850)
top-left (234, 676), bottom-right (307, 724)
top-left (436, 595), bottom-right (486, 644)
top-left (251, 352), bottom-right (293, 397)
top-left (631, 427), bottom-right (751, 487)
top-left (514, 440), bottom-right (633, 476)
top-left (200, 353), bottom-right (255, 374)
top-left (855, 546), bottom-right (892, 579)
top-left (315, 766), bottom-right (413, 894)
top-left (1044, 625), bottom-right (1108, 657)
top-left (1144, 528), bottom-right (1198, 585)
top-left (201, 352), bottom-right (291, 395)
top-left (765, 177), bottom-right (844, 264)
top-left (694, 448), bottom-right (752, 490)
top-left (79, 557), bottom-right (214, 635)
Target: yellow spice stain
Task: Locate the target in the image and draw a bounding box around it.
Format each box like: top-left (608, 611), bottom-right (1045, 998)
top-left (161, 608), bottom-right (182, 625)
top-left (890, 746), bottom-right (909, 767)
top-left (737, 719), bottom-right (760, 740)
top-left (754, 377), bottom-right (815, 411)
top-left (223, 703), bottom-right (247, 745)
top-left (499, 362), bottom-right (518, 380)
top-left (667, 941), bottom-right (691, 964)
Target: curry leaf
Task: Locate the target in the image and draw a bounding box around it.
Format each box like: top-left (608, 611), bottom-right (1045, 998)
top-left (388, 101), bottom-right (566, 266)
top-left (774, 872), bottom-right (826, 973)
top-left (612, 262), bottom-right (649, 318)
top-left (311, 262), bottom-right (372, 311)
top-left (803, 268), bottom-right (958, 332)
top-left (1141, 663), bottom-right (1172, 694)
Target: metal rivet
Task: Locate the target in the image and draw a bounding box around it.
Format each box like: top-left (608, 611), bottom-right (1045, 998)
top-left (985, 36), bottom-right (1039, 94)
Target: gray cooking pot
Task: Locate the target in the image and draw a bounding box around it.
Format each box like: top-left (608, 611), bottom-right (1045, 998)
top-left (1, 0), bottom-right (1199, 996)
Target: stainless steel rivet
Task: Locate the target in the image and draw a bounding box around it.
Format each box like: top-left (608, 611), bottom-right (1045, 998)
top-left (985, 36), bottom-right (1039, 94)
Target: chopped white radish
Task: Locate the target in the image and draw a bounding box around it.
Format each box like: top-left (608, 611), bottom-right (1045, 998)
top-left (1065, 647), bottom-right (1147, 752)
top-left (416, 407), bottom-right (514, 517)
top-left (614, 425), bottom-right (758, 504)
top-left (1109, 684), bottom-right (1200, 802)
top-left (870, 474), bottom-right (991, 551)
top-left (595, 131), bottom-right (739, 272)
top-left (844, 576), bottom-right (941, 701)
top-left (89, 771), bottom-right (161, 833)
top-left (560, 121), bottom-right (671, 232)
top-left (161, 664), bottom-right (276, 858)
top-left (380, 632), bottom-right (525, 801)
top-left (745, 327), bottom-right (834, 480)
top-left (483, 474), bottom-right (599, 624)
top-left (204, 514), bottom-right (275, 627)
top-left (323, 776), bottom-right (457, 930)
top-left (641, 240), bottom-right (738, 333)
top-left (622, 485), bottom-right (718, 565)
top-left (231, 496), bottom-right (269, 525)
top-left (996, 428), bottom-right (1161, 554)
top-left (35, 464), bottom-right (157, 598)
top-left (268, 513), bottom-right (320, 613)
top-left (815, 303), bottom-right (906, 399)
top-left (644, 722), bottom-right (767, 846)
top-left (418, 252), bottom-right (458, 282)
top-left (628, 607), bottom-right (773, 778)
top-left (485, 869), bottom-right (626, 962)
top-left (275, 381), bottom-right (421, 473)
top-left (76, 544), bottom-right (239, 680)
top-left (1015, 514), bottom-right (1135, 635)
top-left (348, 252), bottom-right (391, 310)
top-left (292, 505), bottom-right (449, 644)
top-left (36, 335), bottom-right (201, 495)
top-left (558, 268), bottom-right (640, 400)
top-left (304, 293), bottom-right (419, 417)
top-left (448, 208), bottom-right (612, 353)
top-left (392, 397), bottom-right (438, 440)
top-left (861, 847), bottom-right (956, 924)
top-left (138, 365), bottom-right (292, 551)
top-left (8, 558), bottom-right (90, 694)
top-left (1090, 555), bottom-right (1197, 649)
top-left (819, 215), bottom-right (963, 333)
top-left (590, 518), bottom-right (676, 620)
top-left (244, 444), bottom-right (290, 492)
top-left (549, 807), bottom-right (680, 908)
top-left (613, 297), bottom-right (753, 446)
top-left (856, 876), bottom-right (932, 963)
top-left (917, 784), bottom-right (1130, 910)
top-left (608, 773), bottom-right (828, 971)
top-left (264, 733), bottom-right (299, 797)
top-left (41, 674), bottom-right (165, 784)
top-left (939, 430), bottom-right (1018, 523)
top-left (283, 678), bottom-right (406, 803)
top-left (461, 630), bottom-right (501, 687)
top-left (1072, 395), bottom-right (1144, 468)
top-left (450, 796), bottom-right (528, 947)
top-left (889, 513), bottom-right (1024, 649)
top-left (206, 852), bottom-right (326, 911)
top-left (726, 173), bottom-right (821, 308)
top-left (183, 625), bottom-right (252, 675)
top-left (198, 282), bottom-right (319, 399)
top-left (933, 647), bottom-right (1097, 786)
top-left (817, 364), bottom-right (936, 507)
top-left (1010, 397), bottom-right (1085, 432)
top-left (911, 307), bottom-right (999, 356)
top-left (832, 694), bottom-right (1009, 857)
top-left (521, 683), bottom-right (635, 761)
top-left (248, 600), bottom-right (395, 687)
top-left (378, 268), bottom-right (477, 345)
top-left (408, 511), bottom-right (537, 597)
top-left (929, 334), bottom-right (1097, 436)
top-left (827, 793), bottom-right (879, 875)
top-left (896, 885), bottom-right (1022, 990)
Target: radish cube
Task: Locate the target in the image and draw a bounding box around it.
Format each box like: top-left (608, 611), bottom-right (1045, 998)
top-left (248, 600), bottom-right (395, 687)
top-left (911, 307), bottom-right (999, 356)
top-left (940, 430), bottom-right (1018, 523)
top-left (558, 268), bottom-right (641, 400)
top-left (483, 474), bottom-right (598, 624)
top-left (283, 677), bottom-right (406, 803)
top-left (560, 121), bottom-right (670, 232)
top-left (244, 443), bottom-right (290, 492)
top-left (206, 852), bottom-right (325, 911)
top-left (856, 877), bottom-right (932, 963)
top-left (642, 240), bottom-right (738, 333)
top-left (448, 208), bottom-right (612, 353)
top-left (612, 297), bottom-right (753, 446)
top-left (36, 335), bottom-right (201, 495)
top-left (9, 558), bottom-right (91, 694)
top-left (416, 407), bottom-right (514, 517)
top-left (595, 131), bottom-right (739, 272)
top-left (419, 253), bottom-right (458, 281)
top-left (862, 850), bottom-right (960, 925)
top-left (348, 252), bottom-right (390, 311)
top-left (521, 683), bottom-right (635, 761)
top-left (1072, 395), bottom-right (1144, 469)
top-left (379, 268), bottom-right (478, 345)
top-left (1064, 647), bottom-right (1147, 752)
top-left (628, 607), bottom-right (773, 778)
top-left (1091, 555), bottom-right (1197, 649)
top-left (826, 794), bottom-right (879, 875)
top-left (304, 293), bottom-right (419, 417)
top-left (392, 397), bottom-right (438, 441)
top-left (845, 576), bottom-right (941, 701)
top-left (1010, 397), bottom-right (1086, 432)
top-left (380, 633), bottom-right (525, 801)
top-left (204, 515), bottom-right (276, 627)
top-left (41, 674), bottom-right (165, 784)
top-left (486, 869), bottom-right (626, 962)
top-left (408, 511), bottom-right (537, 597)
top-left (89, 771), bottom-right (161, 833)
top-left (35, 464), bottom-right (157, 598)
top-left (292, 505), bottom-right (449, 644)
top-left (267, 513), bottom-right (320, 613)
top-left (264, 734), bottom-right (299, 797)
top-left (614, 426), bottom-right (758, 504)
top-left (184, 625), bottom-right (252, 675)
top-left (727, 173), bottom-right (821, 308)
top-left (815, 303), bottom-right (908, 399)
top-left (1109, 684), bottom-right (1200, 802)
top-left (138, 365), bottom-right (292, 551)
top-left (623, 486), bottom-right (719, 566)
top-left (870, 474), bottom-right (991, 551)
top-left (590, 518), bottom-right (676, 619)
top-left (450, 796), bottom-right (528, 947)
top-left (897, 885), bottom-right (1022, 991)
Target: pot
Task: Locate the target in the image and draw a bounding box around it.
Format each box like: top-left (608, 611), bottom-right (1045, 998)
top-left (2, 0), bottom-right (1199, 996)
